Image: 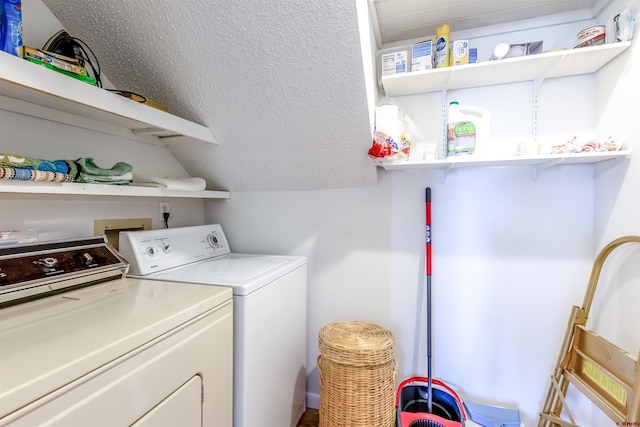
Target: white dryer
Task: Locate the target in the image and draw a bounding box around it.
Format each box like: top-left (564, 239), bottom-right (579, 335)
top-left (0, 236), bottom-right (233, 427)
top-left (119, 224), bottom-right (307, 427)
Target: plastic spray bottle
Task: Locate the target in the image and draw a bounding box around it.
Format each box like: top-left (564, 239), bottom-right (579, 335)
top-left (1, 0), bottom-right (23, 57)
top-left (434, 24), bottom-right (450, 68)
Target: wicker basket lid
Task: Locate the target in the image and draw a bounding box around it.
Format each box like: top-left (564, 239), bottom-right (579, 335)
top-left (318, 321), bottom-right (395, 366)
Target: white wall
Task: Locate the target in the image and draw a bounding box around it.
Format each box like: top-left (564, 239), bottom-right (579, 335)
top-left (206, 164), bottom-right (601, 425)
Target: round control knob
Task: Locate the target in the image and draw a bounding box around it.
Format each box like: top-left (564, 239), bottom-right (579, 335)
top-left (146, 247), bottom-right (156, 257)
top-left (207, 234), bottom-right (219, 248)
top-left (162, 243), bottom-right (171, 253)
top-left (41, 257), bottom-right (58, 268)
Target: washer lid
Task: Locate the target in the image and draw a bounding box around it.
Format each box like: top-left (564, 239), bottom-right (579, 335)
top-left (141, 253), bottom-right (307, 296)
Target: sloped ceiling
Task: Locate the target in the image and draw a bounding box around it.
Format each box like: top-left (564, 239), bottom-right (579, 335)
top-left (41, 0), bottom-right (376, 192)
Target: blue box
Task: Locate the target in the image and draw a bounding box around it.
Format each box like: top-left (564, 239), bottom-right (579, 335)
top-left (469, 48), bottom-right (478, 63)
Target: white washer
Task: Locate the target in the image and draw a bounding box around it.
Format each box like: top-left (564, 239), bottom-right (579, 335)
top-left (119, 224), bottom-right (308, 427)
top-left (0, 236), bottom-right (233, 427)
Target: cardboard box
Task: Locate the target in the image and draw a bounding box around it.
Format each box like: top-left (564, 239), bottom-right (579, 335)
top-left (24, 46), bottom-right (88, 76)
top-left (505, 41), bottom-right (543, 58)
top-left (469, 48), bottom-right (478, 63)
top-left (450, 40), bottom-right (469, 66)
top-left (26, 58), bottom-right (97, 86)
top-left (381, 51), bottom-right (408, 76)
top-left (411, 41), bottom-right (432, 71)
top-left (31, 47), bottom-right (81, 64)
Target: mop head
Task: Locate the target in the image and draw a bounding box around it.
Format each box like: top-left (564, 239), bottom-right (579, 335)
top-left (408, 420), bottom-right (448, 427)
top-left (396, 377), bottom-right (467, 427)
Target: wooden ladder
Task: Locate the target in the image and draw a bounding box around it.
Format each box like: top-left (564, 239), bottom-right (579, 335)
top-left (539, 236), bottom-right (640, 427)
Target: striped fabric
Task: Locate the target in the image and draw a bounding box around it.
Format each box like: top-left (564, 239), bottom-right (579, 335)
top-left (0, 167), bottom-right (74, 183)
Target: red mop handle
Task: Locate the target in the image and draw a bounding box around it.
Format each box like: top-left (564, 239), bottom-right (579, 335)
top-left (425, 187), bottom-right (432, 275)
top-left (425, 187), bottom-right (433, 413)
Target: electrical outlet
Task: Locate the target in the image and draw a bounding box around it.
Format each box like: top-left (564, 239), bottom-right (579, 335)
top-left (159, 202), bottom-right (170, 219)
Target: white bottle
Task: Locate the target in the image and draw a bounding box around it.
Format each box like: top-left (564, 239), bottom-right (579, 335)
top-left (489, 43), bottom-right (509, 60)
top-left (446, 102), bottom-right (490, 157)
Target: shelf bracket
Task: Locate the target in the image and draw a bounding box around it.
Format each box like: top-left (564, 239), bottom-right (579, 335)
top-left (441, 89), bottom-right (448, 160)
top-left (535, 53), bottom-right (565, 91)
top-left (440, 163), bottom-right (454, 183)
top-left (532, 158), bottom-right (564, 180)
top-left (533, 56), bottom-right (563, 148)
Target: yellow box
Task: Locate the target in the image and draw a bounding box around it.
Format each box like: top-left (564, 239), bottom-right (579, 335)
top-left (450, 40), bottom-right (469, 66)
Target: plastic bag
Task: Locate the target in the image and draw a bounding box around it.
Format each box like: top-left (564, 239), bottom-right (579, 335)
top-left (368, 97), bottom-right (423, 163)
top-left (616, 0), bottom-right (638, 42)
top-left (0, 229), bottom-right (38, 246)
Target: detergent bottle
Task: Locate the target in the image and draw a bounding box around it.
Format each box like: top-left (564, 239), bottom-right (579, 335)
top-left (434, 24), bottom-right (450, 68)
top-left (446, 101), bottom-right (490, 157)
top-left (1, 0), bottom-right (23, 57)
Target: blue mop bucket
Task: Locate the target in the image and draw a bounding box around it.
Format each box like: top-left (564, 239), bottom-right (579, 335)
top-left (396, 376), bottom-right (467, 427)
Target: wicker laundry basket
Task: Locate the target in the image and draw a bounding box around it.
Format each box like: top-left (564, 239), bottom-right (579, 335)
top-left (317, 321), bottom-right (397, 427)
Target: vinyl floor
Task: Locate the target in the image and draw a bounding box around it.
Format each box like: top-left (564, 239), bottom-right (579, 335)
top-left (296, 408), bottom-right (319, 427)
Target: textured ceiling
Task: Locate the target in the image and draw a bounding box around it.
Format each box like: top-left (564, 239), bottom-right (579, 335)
top-left (41, 0), bottom-right (376, 192)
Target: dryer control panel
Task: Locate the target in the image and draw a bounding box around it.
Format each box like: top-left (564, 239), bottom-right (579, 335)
top-left (118, 224), bottom-right (231, 276)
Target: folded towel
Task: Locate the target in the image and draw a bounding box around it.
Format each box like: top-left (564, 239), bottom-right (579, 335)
top-left (75, 158), bottom-right (133, 177)
top-left (0, 155), bottom-right (136, 185)
top-left (76, 176), bottom-right (132, 185)
top-left (133, 175), bottom-right (206, 191)
top-left (77, 171), bottom-right (133, 184)
top-left (73, 158), bottom-right (134, 185)
top-left (0, 153), bottom-right (69, 174)
top-left (0, 167), bottom-right (73, 182)
top-left (65, 161), bottom-right (79, 180)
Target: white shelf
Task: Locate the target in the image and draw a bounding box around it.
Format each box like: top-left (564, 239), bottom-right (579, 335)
top-left (381, 42), bottom-right (631, 96)
top-left (0, 51), bottom-right (218, 146)
top-left (0, 180), bottom-right (230, 199)
top-left (377, 151), bottom-right (631, 181)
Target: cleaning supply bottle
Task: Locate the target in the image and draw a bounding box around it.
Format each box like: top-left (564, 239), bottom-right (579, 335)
top-left (446, 101), bottom-right (490, 157)
top-left (434, 24), bottom-right (450, 68)
top-left (1, 0), bottom-right (23, 57)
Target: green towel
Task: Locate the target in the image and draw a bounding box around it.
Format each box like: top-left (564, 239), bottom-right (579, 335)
top-left (77, 175), bottom-right (132, 185)
top-left (75, 158), bottom-right (133, 176)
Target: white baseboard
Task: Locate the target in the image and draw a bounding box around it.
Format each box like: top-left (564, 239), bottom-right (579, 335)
top-left (306, 392), bottom-right (320, 409)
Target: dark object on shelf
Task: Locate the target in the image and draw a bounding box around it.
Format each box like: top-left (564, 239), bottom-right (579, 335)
top-left (43, 30), bottom-right (102, 87)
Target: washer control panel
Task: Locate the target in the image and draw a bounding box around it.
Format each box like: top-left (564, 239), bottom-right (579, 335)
top-left (119, 224), bottom-right (231, 276)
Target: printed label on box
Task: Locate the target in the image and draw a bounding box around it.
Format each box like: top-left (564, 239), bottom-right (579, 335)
top-left (411, 41), bottom-right (432, 72)
top-left (451, 40), bottom-right (469, 66)
top-left (382, 51), bottom-right (407, 75)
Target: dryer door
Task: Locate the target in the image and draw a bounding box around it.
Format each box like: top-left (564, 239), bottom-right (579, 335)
top-left (133, 376), bottom-right (202, 427)
top-left (1, 302), bottom-right (233, 427)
